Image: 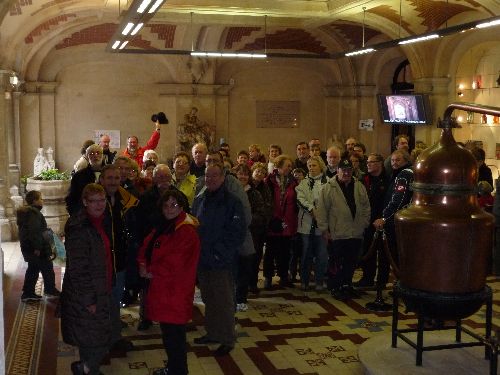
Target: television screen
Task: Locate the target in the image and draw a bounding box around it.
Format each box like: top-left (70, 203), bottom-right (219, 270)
top-left (377, 94), bottom-right (431, 125)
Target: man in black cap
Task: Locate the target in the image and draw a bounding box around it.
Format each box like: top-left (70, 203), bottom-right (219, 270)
top-left (316, 158), bottom-right (370, 300)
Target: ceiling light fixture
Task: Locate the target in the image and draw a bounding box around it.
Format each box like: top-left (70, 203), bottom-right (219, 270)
top-left (398, 33), bottom-right (439, 45)
top-left (107, 0), bottom-right (167, 51)
top-left (345, 48), bottom-right (375, 57)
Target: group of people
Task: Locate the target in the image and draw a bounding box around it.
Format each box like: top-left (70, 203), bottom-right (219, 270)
top-left (17, 121), bottom-right (496, 374)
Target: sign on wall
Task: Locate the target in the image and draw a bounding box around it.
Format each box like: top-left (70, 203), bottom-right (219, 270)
top-left (359, 119), bottom-right (374, 131)
top-left (94, 130), bottom-right (121, 149)
top-left (256, 101), bottom-right (300, 128)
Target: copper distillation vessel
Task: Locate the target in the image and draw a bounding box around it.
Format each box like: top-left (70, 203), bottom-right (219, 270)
top-left (395, 102), bottom-right (499, 320)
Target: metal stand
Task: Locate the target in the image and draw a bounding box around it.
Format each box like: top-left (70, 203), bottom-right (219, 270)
top-left (365, 231), bottom-right (391, 312)
top-left (391, 284), bottom-right (497, 374)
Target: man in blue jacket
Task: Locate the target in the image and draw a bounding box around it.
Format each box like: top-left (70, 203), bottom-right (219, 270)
top-left (191, 162), bottom-right (246, 357)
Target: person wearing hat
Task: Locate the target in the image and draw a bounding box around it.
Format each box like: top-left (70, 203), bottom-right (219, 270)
top-left (316, 157), bottom-right (370, 301)
top-left (122, 112), bottom-right (168, 169)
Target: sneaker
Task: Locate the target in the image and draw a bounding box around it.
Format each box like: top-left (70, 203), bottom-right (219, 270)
top-left (331, 288), bottom-right (349, 301)
top-left (137, 319), bottom-right (152, 331)
top-left (21, 292), bottom-right (42, 302)
top-left (152, 367), bottom-right (169, 375)
top-left (236, 303), bottom-right (248, 312)
top-left (44, 289), bottom-right (61, 298)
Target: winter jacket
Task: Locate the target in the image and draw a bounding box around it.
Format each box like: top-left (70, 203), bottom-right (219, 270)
top-left (104, 186), bottom-right (139, 273)
top-left (382, 166), bottom-right (414, 228)
top-left (137, 212), bottom-right (200, 324)
top-left (316, 176), bottom-right (371, 240)
top-left (66, 165), bottom-right (101, 215)
top-left (266, 170), bottom-right (298, 237)
top-left (192, 185), bottom-right (247, 271)
top-left (16, 205), bottom-right (51, 260)
top-left (295, 174), bottom-right (328, 235)
top-left (173, 173), bottom-right (197, 207)
top-left (61, 211), bottom-right (112, 348)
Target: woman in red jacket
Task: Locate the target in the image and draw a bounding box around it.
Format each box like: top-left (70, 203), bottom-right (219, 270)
top-left (137, 189), bottom-right (200, 375)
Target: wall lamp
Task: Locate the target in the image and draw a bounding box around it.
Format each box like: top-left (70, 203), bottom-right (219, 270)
top-left (107, 0), bottom-right (167, 51)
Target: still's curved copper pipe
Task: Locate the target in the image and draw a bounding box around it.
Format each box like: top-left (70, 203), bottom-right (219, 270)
top-left (444, 102), bottom-right (500, 121)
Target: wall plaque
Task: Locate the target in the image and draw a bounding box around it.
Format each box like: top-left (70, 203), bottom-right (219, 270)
top-left (256, 101), bottom-right (299, 128)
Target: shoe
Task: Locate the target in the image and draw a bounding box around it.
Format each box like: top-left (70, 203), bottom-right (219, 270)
top-left (279, 279), bottom-right (294, 288)
top-left (44, 289), bottom-right (61, 298)
top-left (343, 285), bottom-right (361, 298)
top-left (152, 367), bottom-right (169, 375)
top-left (21, 292), bottom-right (42, 302)
top-left (194, 335), bottom-right (219, 345)
top-left (264, 278), bottom-right (272, 290)
top-left (112, 338), bottom-right (134, 352)
top-left (70, 361), bottom-right (84, 375)
top-left (331, 288), bottom-right (349, 301)
top-left (248, 286), bottom-right (260, 294)
top-left (236, 303), bottom-right (248, 312)
top-left (214, 344), bottom-right (233, 357)
top-left (352, 279), bottom-right (374, 289)
top-left (137, 319), bottom-right (152, 331)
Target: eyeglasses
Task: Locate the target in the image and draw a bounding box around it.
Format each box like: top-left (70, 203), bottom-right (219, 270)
top-left (163, 203), bottom-right (180, 209)
top-left (367, 160), bottom-right (381, 164)
top-left (88, 152), bottom-right (102, 156)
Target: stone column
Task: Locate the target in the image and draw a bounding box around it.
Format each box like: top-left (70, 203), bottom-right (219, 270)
top-left (0, 72), bottom-right (14, 240)
top-left (413, 77), bottom-right (451, 146)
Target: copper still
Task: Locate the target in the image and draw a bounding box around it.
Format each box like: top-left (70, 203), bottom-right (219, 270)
top-left (395, 102), bottom-right (500, 320)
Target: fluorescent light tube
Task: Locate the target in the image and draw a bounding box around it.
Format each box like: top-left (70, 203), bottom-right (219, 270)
top-left (148, 0), bottom-right (164, 13)
top-left (399, 34), bottom-right (439, 45)
top-left (122, 22), bottom-right (135, 35)
top-left (119, 41), bottom-right (129, 49)
top-left (345, 48), bottom-right (375, 57)
top-left (112, 40), bottom-right (121, 49)
top-left (476, 19), bottom-right (500, 29)
top-left (137, 0), bottom-right (152, 13)
top-left (131, 23), bottom-right (144, 35)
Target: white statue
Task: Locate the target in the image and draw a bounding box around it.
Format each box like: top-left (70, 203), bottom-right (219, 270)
top-left (45, 147), bottom-right (55, 169)
top-left (34, 148), bottom-right (47, 176)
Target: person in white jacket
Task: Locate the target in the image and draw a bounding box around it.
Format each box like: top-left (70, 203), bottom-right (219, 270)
top-left (295, 156), bottom-right (328, 291)
top-left (316, 158), bottom-right (371, 301)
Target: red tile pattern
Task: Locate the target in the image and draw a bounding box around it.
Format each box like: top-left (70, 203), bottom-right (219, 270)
top-left (324, 22), bottom-right (382, 49)
top-left (55, 23), bottom-right (155, 50)
top-left (9, 0), bottom-right (32, 16)
top-left (368, 5), bottom-right (412, 34)
top-left (224, 27), bottom-right (261, 49)
top-left (242, 28), bottom-right (326, 55)
top-left (409, 0), bottom-right (474, 31)
top-left (25, 14), bottom-right (77, 44)
top-left (148, 24), bottom-right (176, 48)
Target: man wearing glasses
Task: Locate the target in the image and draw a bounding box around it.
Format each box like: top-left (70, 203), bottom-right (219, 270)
top-left (66, 144), bottom-right (104, 215)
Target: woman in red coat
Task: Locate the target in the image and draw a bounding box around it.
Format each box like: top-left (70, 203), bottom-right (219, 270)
top-left (137, 189), bottom-right (200, 375)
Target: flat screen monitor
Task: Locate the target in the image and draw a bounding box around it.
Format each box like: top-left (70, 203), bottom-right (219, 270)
top-left (377, 94), bottom-right (431, 125)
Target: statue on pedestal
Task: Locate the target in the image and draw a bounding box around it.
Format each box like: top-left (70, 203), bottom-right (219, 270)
top-left (45, 147), bottom-right (55, 170)
top-left (34, 148), bottom-right (47, 176)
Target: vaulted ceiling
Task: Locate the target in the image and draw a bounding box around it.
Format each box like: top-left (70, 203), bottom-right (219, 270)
top-left (0, 0), bottom-right (498, 75)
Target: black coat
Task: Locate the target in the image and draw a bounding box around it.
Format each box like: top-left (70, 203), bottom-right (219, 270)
top-left (61, 211), bottom-right (112, 348)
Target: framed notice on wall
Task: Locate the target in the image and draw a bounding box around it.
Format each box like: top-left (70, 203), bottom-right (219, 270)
top-left (256, 101), bottom-right (300, 128)
top-left (94, 130), bottom-right (121, 149)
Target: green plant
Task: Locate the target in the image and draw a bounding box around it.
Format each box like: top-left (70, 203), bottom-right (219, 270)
top-left (33, 168), bottom-right (70, 181)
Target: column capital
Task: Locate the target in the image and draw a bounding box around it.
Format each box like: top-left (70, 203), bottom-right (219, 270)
top-left (413, 77), bottom-right (450, 95)
top-left (157, 83), bottom-right (233, 96)
top-left (24, 81), bottom-right (58, 94)
top-left (323, 85), bottom-right (377, 97)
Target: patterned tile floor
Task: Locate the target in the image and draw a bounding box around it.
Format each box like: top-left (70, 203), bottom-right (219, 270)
top-left (3, 241), bottom-right (500, 375)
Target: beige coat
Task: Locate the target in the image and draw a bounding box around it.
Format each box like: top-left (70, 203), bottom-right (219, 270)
top-left (316, 177), bottom-right (370, 240)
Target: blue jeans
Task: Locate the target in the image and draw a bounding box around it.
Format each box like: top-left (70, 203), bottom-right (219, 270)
top-left (300, 234), bottom-right (328, 286)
